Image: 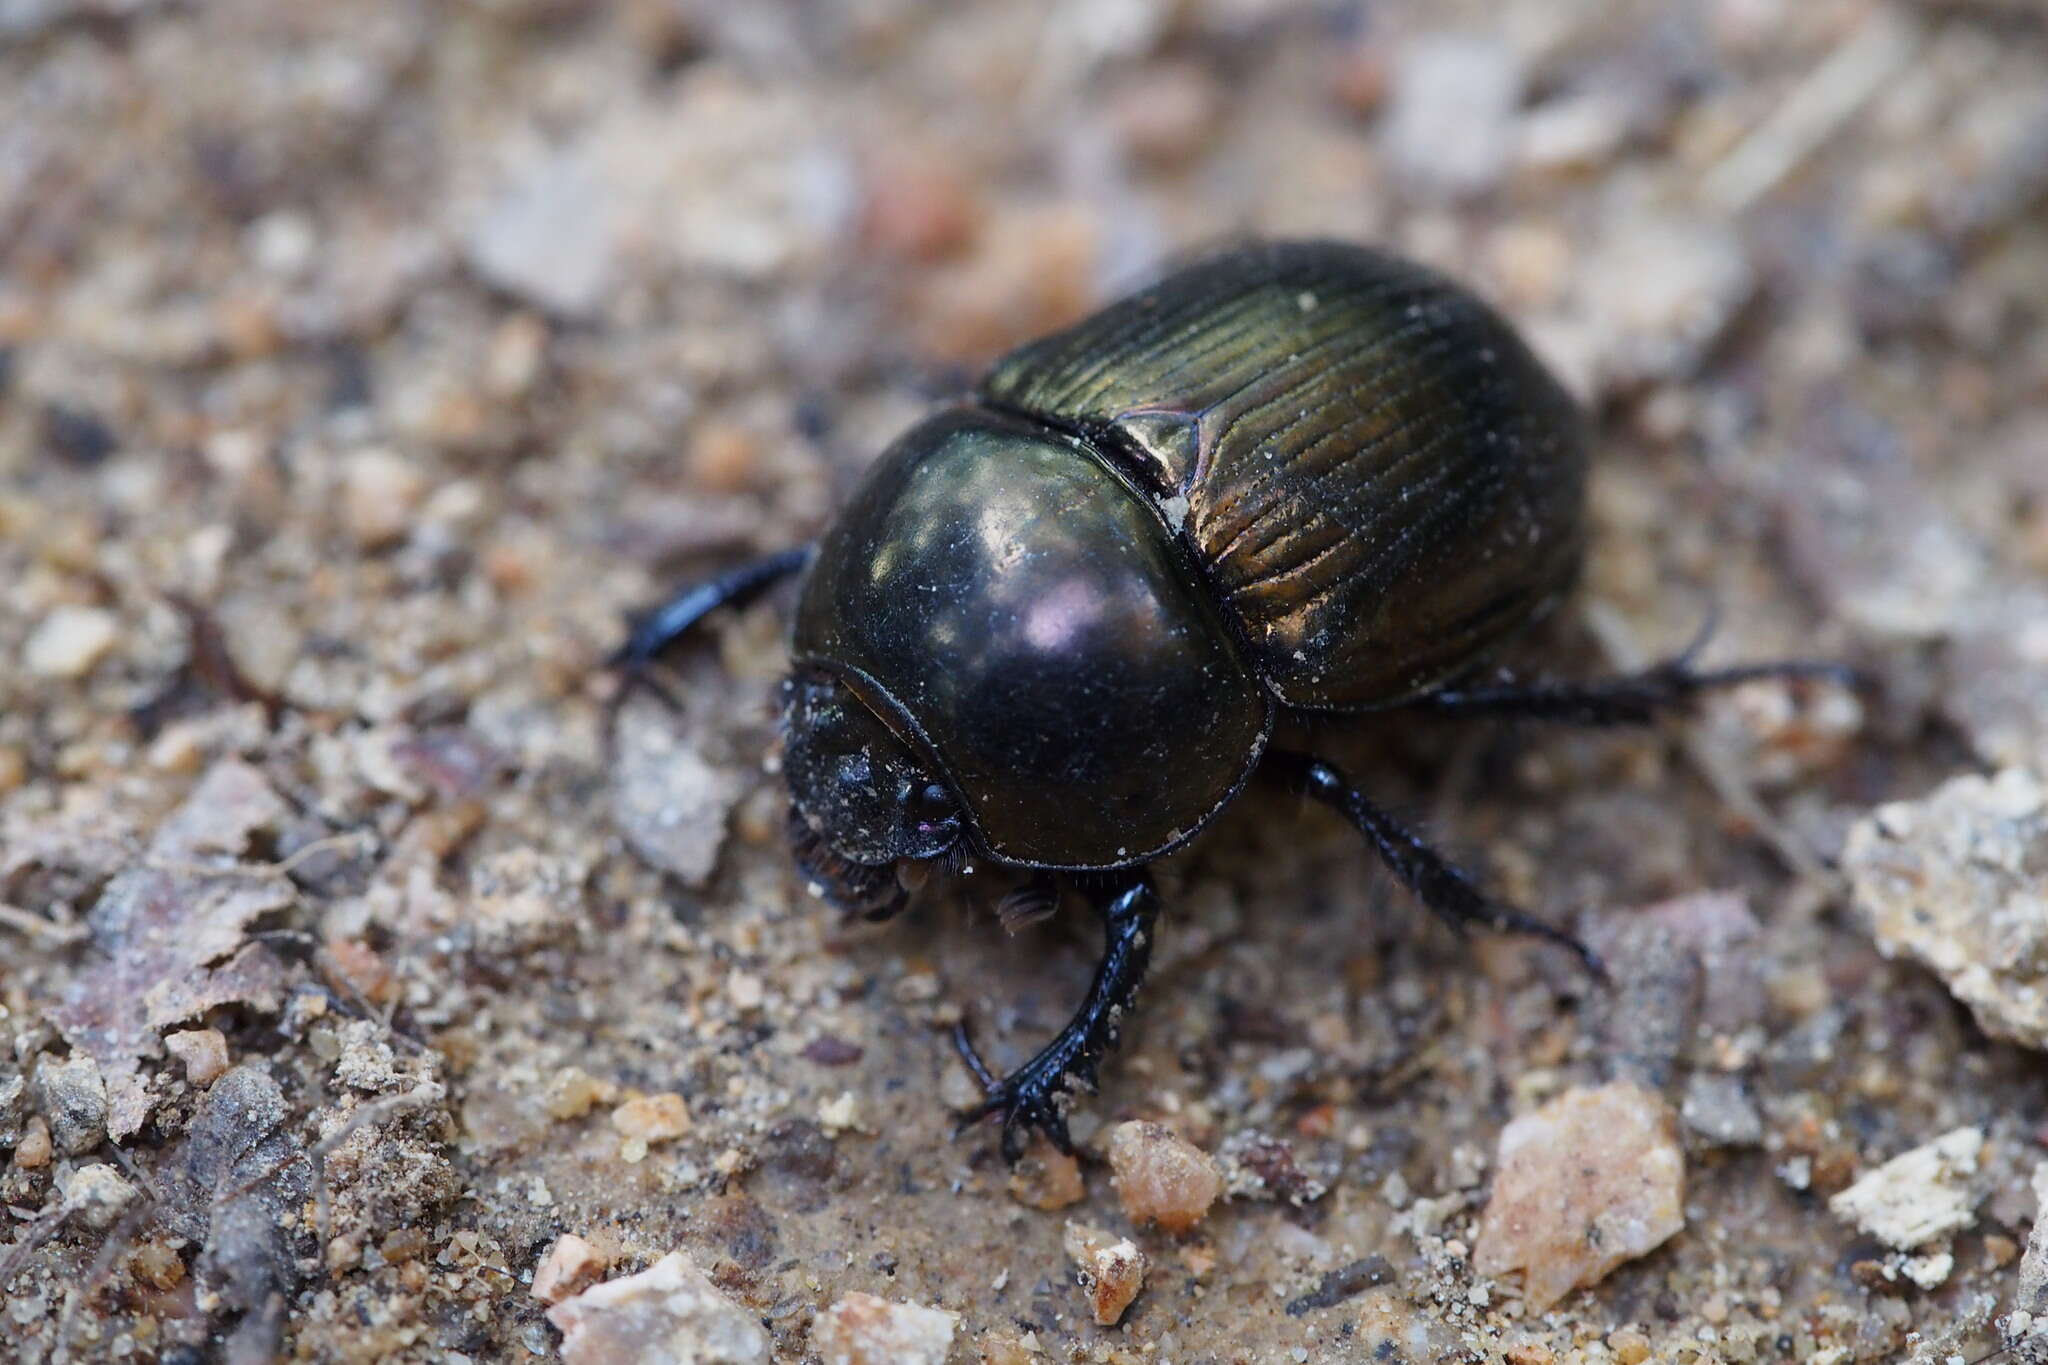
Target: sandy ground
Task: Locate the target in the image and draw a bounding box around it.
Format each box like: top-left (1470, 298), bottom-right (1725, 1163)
top-left (4, 1), bottom-right (2048, 1361)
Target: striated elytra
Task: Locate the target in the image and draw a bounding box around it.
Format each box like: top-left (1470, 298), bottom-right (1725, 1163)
top-left (615, 240), bottom-right (1846, 1162)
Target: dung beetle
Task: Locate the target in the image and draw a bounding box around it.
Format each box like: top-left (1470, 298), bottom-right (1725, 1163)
top-left (615, 240), bottom-right (1846, 1162)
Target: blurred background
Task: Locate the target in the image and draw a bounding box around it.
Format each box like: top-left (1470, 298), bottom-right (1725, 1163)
top-left (3, 0), bottom-right (2046, 1361)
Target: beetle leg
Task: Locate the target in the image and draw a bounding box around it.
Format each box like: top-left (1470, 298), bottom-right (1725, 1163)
top-left (1266, 749), bottom-right (1606, 981)
top-left (608, 546), bottom-right (814, 697)
top-left (952, 872), bottom-right (1159, 1163)
top-left (1413, 655), bottom-right (1864, 727)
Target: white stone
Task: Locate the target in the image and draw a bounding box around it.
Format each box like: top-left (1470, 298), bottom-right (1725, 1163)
top-left (467, 149), bottom-right (619, 318)
top-left (25, 605), bottom-right (119, 678)
top-left (61, 1163), bottom-right (138, 1229)
top-left (811, 1292), bottom-right (959, 1365)
top-left (341, 447), bottom-right (428, 551)
top-left (547, 1252), bottom-right (769, 1365)
top-left (1846, 769), bottom-right (2048, 1049)
top-left (1828, 1127), bottom-right (1984, 1250)
top-left (1384, 34), bottom-right (1522, 198)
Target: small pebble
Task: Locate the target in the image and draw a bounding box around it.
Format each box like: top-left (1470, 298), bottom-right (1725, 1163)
top-left (1609, 1327), bottom-right (1652, 1365)
top-left (531, 1233), bottom-right (609, 1305)
top-left (129, 1236), bottom-right (186, 1291)
top-left (1107, 61), bottom-right (1220, 168)
top-left (1383, 33), bottom-right (1521, 198)
top-left (547, 1251), bottom-right (769, 1365)
top-left (163, 1028), bottom-right (231, 1085)
top-left (1216, 1129), bottom-right (1328, 1205)
top-left (727, 972), bottom-right (765, 1012)
top-left (859, 149), bottom-right (981, 263)
top-left (0, 744), bottom-right (27, 793)
top-left (1903, 1250), bottom-right (1955, 1289)
top-left (687, 423), bottom-right (765, 495)
top-left (1486, 223), bottom-right (1574, 311)
top-left (1474, 1082), bottom-right (1686, 1312)
top-left (1705, 675), bottom-right (1864, 788)
top-left (341, 447), bottom-right (428, 550)
top-left (545, 1068), bottom-right (612, 1120)
top-left (800, 1035), bottom-right (864, 1068)
top-left (146, 721), bottom-right (208, 775)
top-left (1062, 1222), bottom-right (1147, 1327)
top-left (612, 1092), bottom-right (691, 1161)
top-left (1518, 92), bottom-right (1632, 174)
top-left (324, 937), bottom-right (397, 1008)
top-left (1326, 43), bottom-right (1388, 116)
top-left (24, 605), bottom-right (120, 679)
top-left (35, 1052), bottom-right (109, 1156)
top-left (40, 403), bottom-right (117, 465)
top-left (1580, 216), bottom-right (1752, 388)
top-left (903, 205), bottom-right (1095, 363)
top-left (817, 1091), bottom-right (861, 1135)
top-left (61, 1162), bottom-right (138, 1229)
top-left (975, 1334), bottom-right (1038, 1365)
top-left (812, 1291), bottom-right (959, 1365)
top-left (466, 148), bottom-right (618, 317)
top-left (485, 313), bottom-right (548, 398)
top-left (14, 1115), bottom-right (53, 1169)
top-left (2014, 1163), bottom-right (2048, 1344)
top-left (1680, 1071), bottom-right (1764, 1147)
top-left (1828, 1126), bottom-right (1984, 1250)
top-left (1106, 1120), bottom-right (1221, 1232)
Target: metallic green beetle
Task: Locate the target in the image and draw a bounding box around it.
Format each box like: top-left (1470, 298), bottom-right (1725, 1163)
top-left (618, 241), bottom-right (1841, 1162)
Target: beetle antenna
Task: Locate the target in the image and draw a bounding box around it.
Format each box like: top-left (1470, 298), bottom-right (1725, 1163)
top-left (995, 874), bottom-right (1061, 933)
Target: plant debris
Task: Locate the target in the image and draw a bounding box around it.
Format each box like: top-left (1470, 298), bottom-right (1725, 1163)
top-left (47, 761), bottom-right (294, 1141)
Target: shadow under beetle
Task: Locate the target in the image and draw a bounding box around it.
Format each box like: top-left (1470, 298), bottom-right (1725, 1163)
top-left (614, 241), bottom-right (1850, 1163)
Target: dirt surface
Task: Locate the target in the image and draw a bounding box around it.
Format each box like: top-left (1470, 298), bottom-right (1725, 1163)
top-left (4, 1), bottom-right (2047, 1362)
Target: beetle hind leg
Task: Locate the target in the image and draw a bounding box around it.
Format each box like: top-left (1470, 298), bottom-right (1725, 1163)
top-left (1266, 749), bottom-right (1606, 981)
top-left (952, 872), bottom-right (1159, 1163)
top-left (1413, 615), bottom-right (1864, 727)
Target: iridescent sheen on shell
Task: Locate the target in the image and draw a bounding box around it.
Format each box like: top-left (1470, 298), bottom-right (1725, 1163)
top-left (982, 241), bottom-right (1587, 709)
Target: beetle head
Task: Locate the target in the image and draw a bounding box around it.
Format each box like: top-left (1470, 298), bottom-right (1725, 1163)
top-left (781, 671), bottom-right (960, 919)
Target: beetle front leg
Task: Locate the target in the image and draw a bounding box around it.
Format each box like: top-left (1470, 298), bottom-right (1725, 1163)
top-left (953, 871), bottom-right (1159, 1163)
top-left (609, 546), bottom-right (814, 696)
top-left (1265, 750), bottom-right (1605, 980)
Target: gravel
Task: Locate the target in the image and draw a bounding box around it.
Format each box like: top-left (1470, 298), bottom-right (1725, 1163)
top-left (1, 1), bottom-right (2041, 1361)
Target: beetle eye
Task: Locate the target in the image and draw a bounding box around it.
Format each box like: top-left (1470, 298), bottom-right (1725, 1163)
top-left (910, 781), bottom-right (955, 825)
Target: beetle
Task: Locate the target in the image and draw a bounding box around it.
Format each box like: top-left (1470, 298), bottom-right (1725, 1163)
top-left (614, 240), bottom-right (1845, 1162)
